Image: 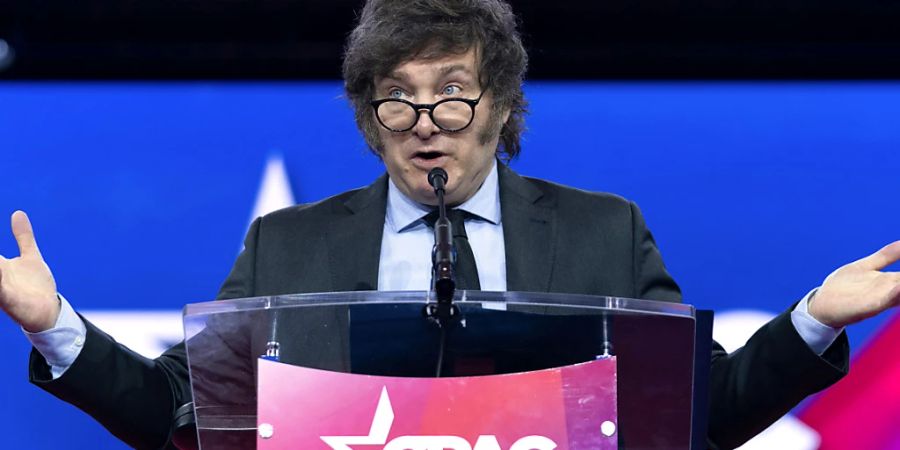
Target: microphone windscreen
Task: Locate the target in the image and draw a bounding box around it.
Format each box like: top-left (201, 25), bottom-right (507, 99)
top-left (428, 167), bottom-right (448, 189)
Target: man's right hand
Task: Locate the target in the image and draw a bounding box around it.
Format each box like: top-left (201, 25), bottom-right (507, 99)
top-left (0, 211), bottom-right (60, 333)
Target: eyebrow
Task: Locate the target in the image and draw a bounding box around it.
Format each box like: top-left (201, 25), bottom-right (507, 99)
top-left (382, 70), bottom-right (411, 85)
top-left (437, 64), bottom-right (474, 80)
top-left (381, 63), bottom-right (476, 86)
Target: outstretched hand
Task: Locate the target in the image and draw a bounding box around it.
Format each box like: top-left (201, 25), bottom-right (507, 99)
top-left (809, 241), bottom-right (900, 329)
top-left (0, 211), bottom-right (60, 332)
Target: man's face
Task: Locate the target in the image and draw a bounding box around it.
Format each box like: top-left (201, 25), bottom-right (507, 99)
top-left (373, 48), bottom-right (506, 206)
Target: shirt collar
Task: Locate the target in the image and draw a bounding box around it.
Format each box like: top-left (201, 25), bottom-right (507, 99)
top-left (386, 159), bottom-right (501, 232)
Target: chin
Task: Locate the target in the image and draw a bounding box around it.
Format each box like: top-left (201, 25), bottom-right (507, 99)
top-left (443, 190), bottom-right (471, 207)
top-left (412, 185), bottom-right (439, 206)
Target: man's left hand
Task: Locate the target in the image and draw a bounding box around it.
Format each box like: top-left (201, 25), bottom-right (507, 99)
top-left (809, 240), bottom-right (900, 329)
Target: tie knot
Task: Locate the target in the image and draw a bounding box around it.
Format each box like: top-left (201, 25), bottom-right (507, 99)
top-left (424, 207), bottom-right (480, 290)
top-left (424, 208), bottom-right (471, 239)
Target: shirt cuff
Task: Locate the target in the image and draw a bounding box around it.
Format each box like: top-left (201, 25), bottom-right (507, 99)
top-left (791, 288), bottom-right (844, 356)
top-left (22, 293), bottom-right (87, 379)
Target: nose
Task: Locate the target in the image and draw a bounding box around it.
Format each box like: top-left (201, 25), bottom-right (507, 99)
top-left (413, 108), bottom-right (439, 139)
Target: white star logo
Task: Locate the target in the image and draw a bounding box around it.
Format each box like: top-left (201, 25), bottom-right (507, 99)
top-left (320, 386), bottom-right (395, 449)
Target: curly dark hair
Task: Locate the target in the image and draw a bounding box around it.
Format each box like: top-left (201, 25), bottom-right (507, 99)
top-left (342, 0), bottom-right (528, 161)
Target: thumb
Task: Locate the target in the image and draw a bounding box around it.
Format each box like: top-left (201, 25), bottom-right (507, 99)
top-left (852, 240), bottom-right (900, 272)
top-left (11, 211), bottom-right (42, 258)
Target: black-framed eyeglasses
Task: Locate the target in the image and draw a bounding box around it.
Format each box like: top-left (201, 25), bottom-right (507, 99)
top-left (370, 91), bottom-right (485, 133)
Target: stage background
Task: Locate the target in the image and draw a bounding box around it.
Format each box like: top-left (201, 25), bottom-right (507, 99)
top-left (1, 81), bottom-right (899, 448)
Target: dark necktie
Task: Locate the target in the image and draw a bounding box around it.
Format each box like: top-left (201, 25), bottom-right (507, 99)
top-left (424, 208), bottom-right (481, 290)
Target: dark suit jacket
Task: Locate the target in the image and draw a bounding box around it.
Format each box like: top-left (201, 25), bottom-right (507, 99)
top-left (29, 163), bottom-right (849, 449)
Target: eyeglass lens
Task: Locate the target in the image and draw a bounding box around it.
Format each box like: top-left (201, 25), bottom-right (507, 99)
top-left (377, 100), bottom-right (473, 131)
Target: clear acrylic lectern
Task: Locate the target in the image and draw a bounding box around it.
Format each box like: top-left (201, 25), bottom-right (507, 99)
top-left (181, 291), bottom-right (712, 450)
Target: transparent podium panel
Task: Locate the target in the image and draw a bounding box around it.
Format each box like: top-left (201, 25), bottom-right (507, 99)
top-left (183, 291), bottom-right (706, 449)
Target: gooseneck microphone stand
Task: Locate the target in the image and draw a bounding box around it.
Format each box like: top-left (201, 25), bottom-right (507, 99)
top-left (423, 167), bottom-right (461, 376)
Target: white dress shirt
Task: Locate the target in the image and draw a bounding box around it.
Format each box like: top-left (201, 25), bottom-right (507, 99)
top-left (377, 160), bottom-right (506, 291)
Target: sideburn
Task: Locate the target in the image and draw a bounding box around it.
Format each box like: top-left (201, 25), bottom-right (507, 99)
top-left (478, 103), bottom-right (506, 148)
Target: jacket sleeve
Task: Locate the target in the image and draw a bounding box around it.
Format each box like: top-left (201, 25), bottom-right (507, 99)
top-left (216, 217), bottom-right (260, 301)
top-left (630, 201), bottom-right (681, 303)
top-left (629, 201), bottom-right (849, 449)
top-left (27, 218), bottom-right (264, 449)
top-left (706, 309), bottom-right (848, 449)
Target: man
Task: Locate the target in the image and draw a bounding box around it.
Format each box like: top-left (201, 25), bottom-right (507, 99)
top-left (1, 0), bottom-right (899, 448)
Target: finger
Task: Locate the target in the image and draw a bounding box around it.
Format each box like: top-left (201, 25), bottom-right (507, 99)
top-left (11, 210), bottom-right (42, 258)
top-left (853, 240), bottom-right (900, 272)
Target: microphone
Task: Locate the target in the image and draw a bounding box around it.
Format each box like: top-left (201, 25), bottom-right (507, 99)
top-left (427, 168), bottom-right (455, 303)
top-left (425, 167), bottom-right (458, 378)
top-left (428, 167), bottom-right (447, 193)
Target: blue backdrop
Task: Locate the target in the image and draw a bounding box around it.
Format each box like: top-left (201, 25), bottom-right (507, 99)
top-left (1, 81), bottom-right (899, 448)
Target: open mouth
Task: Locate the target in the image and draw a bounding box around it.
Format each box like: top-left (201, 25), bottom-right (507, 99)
top-left (414, 150), bottom-right (445, 160)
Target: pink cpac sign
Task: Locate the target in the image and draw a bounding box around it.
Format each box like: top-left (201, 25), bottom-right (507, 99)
top-left (256, 357), bottom-right (618, 450)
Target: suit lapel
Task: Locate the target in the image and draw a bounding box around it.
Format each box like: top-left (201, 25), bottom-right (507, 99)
top-left (326, 173), bottom-right (388, 291)
top-left (499, 163), bottom-right (557, 292)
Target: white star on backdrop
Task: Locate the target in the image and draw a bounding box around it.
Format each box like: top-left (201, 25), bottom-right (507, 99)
top-left (80, 153), bottom-right (296, 358)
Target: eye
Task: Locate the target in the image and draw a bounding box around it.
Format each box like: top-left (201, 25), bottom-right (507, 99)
top-left (388, 88), bottom-right (405, 99)
top-left (442, 85), bottom-right (462, 96)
